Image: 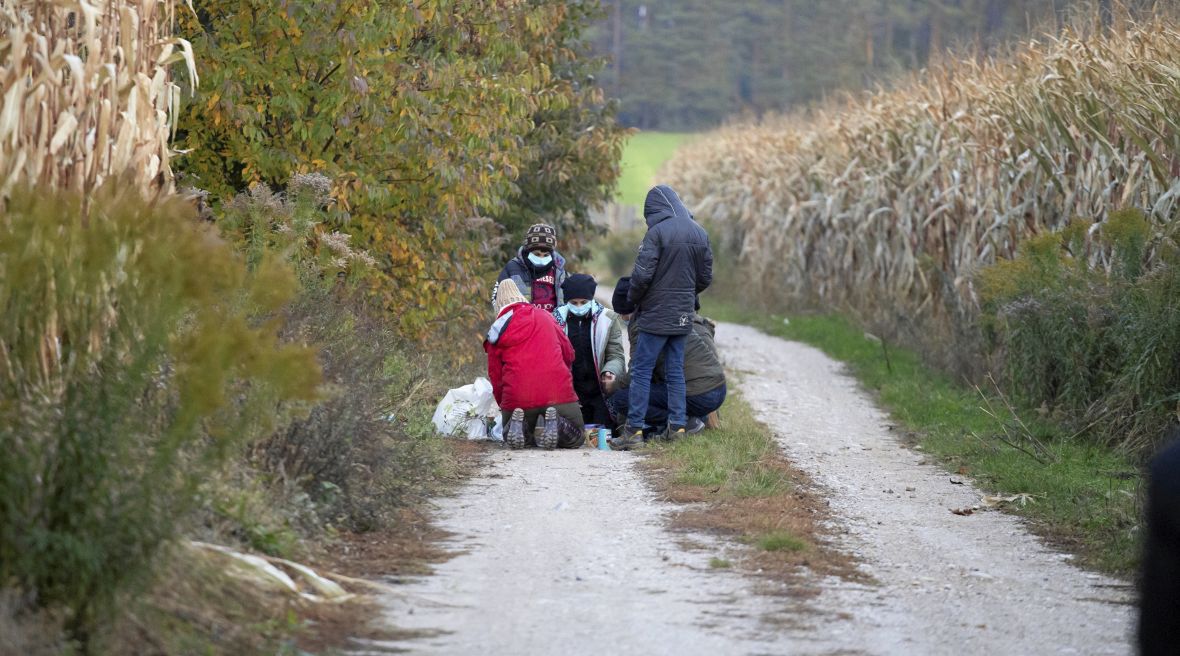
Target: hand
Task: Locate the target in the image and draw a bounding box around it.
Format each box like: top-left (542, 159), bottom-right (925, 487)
top-left (601, 372), bottom-right (618, 393)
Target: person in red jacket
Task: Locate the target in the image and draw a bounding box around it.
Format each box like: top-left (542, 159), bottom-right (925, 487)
top-left (485, 279), bottom-right (585, 449)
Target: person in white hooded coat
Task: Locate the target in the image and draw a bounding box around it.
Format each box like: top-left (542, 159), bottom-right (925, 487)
top-left (553, 274), bottom-right (627, 429)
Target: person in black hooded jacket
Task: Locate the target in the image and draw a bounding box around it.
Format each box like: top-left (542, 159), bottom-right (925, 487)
top-left (613, 185), bottom-right (713, 449)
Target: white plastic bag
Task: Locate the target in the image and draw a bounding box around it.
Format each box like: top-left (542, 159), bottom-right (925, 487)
top-left (432, 377), bottom-right (502, 440)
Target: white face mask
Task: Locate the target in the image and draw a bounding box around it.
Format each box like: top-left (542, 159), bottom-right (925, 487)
top-left (527, 252), bottom-right (553, 268)
top-left (568, 302), bottom-right (593, 317)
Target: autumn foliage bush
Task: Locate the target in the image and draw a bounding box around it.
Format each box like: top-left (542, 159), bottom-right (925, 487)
top-left (176, 0), bottom-right (626, 335)
top-left (215, 180), bottom-right (451, 534)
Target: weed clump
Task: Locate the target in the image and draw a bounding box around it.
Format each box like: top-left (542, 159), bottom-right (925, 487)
top-left (979, 208), bottom-right (1180, 452)
top-left (0, 186), bottom-right (319, 647)
top-left (755, 532), bottom-right (807, 553)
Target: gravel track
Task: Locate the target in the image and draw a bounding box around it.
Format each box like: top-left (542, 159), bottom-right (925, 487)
top-left (368, 321), bottom-right (1134, 655)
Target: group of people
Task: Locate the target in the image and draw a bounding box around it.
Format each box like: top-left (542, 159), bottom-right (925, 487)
top-left (483, 185), bottom-right (723, 450)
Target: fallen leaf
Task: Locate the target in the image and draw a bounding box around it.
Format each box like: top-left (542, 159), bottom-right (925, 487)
top-left (957, 465), bottom-right (969, 475)
top-left (950, 507), bottom-right (975, 516)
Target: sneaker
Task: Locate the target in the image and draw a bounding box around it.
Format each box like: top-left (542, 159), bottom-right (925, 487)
top-left (537, 407), bottom-right (559, 450)
top-left (609, 427), bottom-right (646, 451)
top-left (685, 417), bottom-right (706, 434)
top-left (662, 425), bottom-right (687, 442)
top-left (505, 408), bottom-right (526, 450)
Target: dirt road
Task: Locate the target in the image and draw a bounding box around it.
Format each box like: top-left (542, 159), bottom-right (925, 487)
top-left (370, 321), bottom-right (1134, 655)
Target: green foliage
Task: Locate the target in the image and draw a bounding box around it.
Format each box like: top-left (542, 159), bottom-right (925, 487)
top-left (176, 0), bottom-right (625, 334)
top-left (755, 531), bottom-right (807, 553)
top-left (616, 132), bottom-right (692, 205)
top-left (0, 186), bottom-right (320, 646)
top-left (703, 300), bottom-right (1141, 574)
top-left (489, 1), bottom-right (629, 256)
top-left (978, 208), bottom-right (1180, 453)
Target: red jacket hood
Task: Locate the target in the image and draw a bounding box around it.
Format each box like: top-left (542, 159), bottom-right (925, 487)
top-left (484, 303), bottom-right (577, 411)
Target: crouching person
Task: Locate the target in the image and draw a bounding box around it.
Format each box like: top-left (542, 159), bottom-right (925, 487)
top-left (485, 279), bottom-right (585, 449)
top-left (554, 274), bottom-right (627, 430)
top-left (607, 277), bottom-right (726, 447)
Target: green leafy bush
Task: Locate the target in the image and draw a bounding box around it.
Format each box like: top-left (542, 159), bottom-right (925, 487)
top-left (0, 185), bottom-right (319, 647)
top-left (979, 209), bottom-right (1180, 453)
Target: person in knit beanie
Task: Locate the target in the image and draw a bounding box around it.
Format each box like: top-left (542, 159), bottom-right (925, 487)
top-left (492, 278), bottom-right (529, 315)
top-left (495, 223), bottom-right (568, 314)
top-left (485, 279), bottom-right (585, 450)
top-left (553, 274), bottom-right (626, 430)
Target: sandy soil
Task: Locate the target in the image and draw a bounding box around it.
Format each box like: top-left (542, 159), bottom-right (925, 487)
top-left (366, 321), bottom-right (1134, 655)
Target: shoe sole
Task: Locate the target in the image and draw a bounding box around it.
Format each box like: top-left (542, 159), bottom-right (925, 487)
top-left (505, 409), bottom-right (526, 450)
top-left (537, 407), bottom-right (558, 450)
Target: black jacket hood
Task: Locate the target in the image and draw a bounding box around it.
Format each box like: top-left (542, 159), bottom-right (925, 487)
top-left (643, 185), bottom-right (692, 228)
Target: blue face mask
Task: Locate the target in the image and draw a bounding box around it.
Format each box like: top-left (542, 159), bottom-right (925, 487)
top-left (527, 252), bottom-right (553, 268)
top-left (568, 302), bottom-right (592, 317)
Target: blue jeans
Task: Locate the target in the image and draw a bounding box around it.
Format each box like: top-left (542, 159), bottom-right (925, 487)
top-left (609, 382), bottom-right (726, 428)
top-left (626, 332), bottom-right (687, 429)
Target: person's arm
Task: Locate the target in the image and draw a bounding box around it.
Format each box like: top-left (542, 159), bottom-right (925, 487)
top-left (628, 229), bottom-right (660, 304)
top-left (697, 237), bottom-right (714, 293)
top-left (602, 315), bottom-right (627, 377)
top-left (497, 258), bottom-right (519, 283)
top-left (485, 341), bottom-right (504, 406)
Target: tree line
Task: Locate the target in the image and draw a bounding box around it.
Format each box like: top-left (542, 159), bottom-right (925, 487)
top-left (591, 0), bottom-right (1162, 130)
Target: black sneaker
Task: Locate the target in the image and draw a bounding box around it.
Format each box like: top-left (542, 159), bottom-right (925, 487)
top-left (609, 426), bottom-right (646, 451)
top-left (662, 425), bottom-right (687, 442)
top-left (505, 408), bottom-right (526, 450)
top-left (537, 407), bottom-right (559, 450)
top-left (685, 417), bottom-right (706, 434)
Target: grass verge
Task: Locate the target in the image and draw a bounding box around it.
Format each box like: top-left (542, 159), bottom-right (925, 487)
top-left (643, 390), bottom-right (861, 589)
top-left (617, 131), bottom-right (694, 205)
top-left (702, 300), bottom-right (1141, 576)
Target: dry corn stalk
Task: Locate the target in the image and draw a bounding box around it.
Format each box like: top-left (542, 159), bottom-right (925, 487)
top-left (0, 0), bottom-right (196, 201)
top-left (668, 16), bottom-right (1180, 361)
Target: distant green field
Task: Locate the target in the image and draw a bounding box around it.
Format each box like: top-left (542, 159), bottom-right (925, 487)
top-left (616, 132), bottom-right (694, 205)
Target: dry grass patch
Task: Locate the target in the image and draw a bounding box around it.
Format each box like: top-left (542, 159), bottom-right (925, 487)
top-left (643, 391), bottom-right (863, 590)
top-left (103, 437), bottom-right (489, 655)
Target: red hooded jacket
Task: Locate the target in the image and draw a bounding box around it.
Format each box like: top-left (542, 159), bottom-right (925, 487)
top-left (484, 302), bottom-right (578, 411)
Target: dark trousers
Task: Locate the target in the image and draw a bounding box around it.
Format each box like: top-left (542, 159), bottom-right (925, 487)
top-left (501, 402), bottom-right (585, 449)
top-left (608, 383), bottom-right (726, 431)
top-left (627, 331), bottom-right (687, 430)
top-left (576, 389), bottom-right (615, 430)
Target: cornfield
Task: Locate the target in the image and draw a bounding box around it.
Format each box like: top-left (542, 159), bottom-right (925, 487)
top-left (669, 15), bottom-right (1180, 371)
top-left (0, 0), bottom-right (195, 200)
